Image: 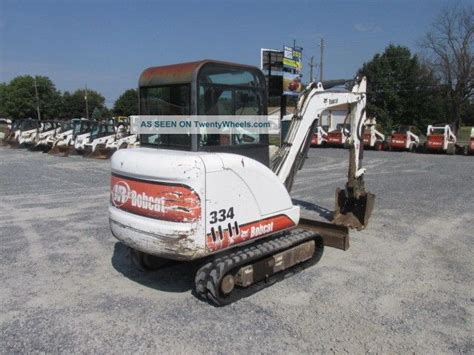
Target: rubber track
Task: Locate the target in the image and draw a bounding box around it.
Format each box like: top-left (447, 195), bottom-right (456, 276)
top-left (194, 229), bottom-right (324, 306)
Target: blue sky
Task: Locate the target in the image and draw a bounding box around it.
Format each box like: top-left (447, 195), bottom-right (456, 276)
top-left (0, 0), bottom-right (467, 107)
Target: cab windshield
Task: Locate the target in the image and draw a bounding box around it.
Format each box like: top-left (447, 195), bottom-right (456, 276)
top-left (12, 120), bottom-right (21, 130)
top-left (73, 122), bottom-right (82, 135)
top-left (41, 122), bottom-right (54, 132)
top-left (20, 120), bottom-right (39, 131)
top-left (73, 121), bottom-right (90, 136)
top-left (90, 124), bottom-right (115, 140)
top-left (60, 121), bottom-right (73, 132)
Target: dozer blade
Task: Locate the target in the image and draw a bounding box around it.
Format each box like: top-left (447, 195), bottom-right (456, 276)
top-left (333, 187), bottom-right (375, 231)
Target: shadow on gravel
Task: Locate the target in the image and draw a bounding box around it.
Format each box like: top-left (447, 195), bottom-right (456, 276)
top-left (292, 199), bottom-right (333, 221)
top-left (111, 242), bottom-right (200, 293)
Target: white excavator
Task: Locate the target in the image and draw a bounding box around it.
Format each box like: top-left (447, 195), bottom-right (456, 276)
top-left (108, 60), bottom-right (375, 306)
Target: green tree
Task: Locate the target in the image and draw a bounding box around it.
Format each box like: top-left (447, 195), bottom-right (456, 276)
top-left (358, 45), bottom-right (446, 132)
top-left (2, 75), bottom-right (62, 120)
top-left (60, 88), bottom-right (107, 119)
top-left (113, 89), bottom-right (138, 116)
top-left (0, 83), bottom-right (7, 117)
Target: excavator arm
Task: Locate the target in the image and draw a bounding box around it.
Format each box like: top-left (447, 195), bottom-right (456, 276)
top-left (271, 77), bottom-right (375, 230)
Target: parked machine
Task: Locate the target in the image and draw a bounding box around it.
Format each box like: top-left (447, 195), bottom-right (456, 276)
top-left (0, 118), bottom-right (12, 141)
top-left (389, 125), bottom-right (421, 152)
top-left (326, 122), bottom-right (350, 147)
top-left (50, 119), bottom-right (92, 156)
top-left (83, 121), bottom-right (117, 158)
top-left (100, 129), bottom-right (139, 158)
top-left (39, 120), bottom-right (73, 152)
top-left (362, 117), bottom-right (385, 150)
top-left (455, 126), bottom-right (474, 155)
top-left (310, 125), bottom-right (329, 147)
top-left (109, 60), bottom-right (375, 306)
top-left (13, 119), bottom-right (41, 147)
top-left (425, 124), bottom-right (456, 155)
top-left (28, 121), bottom-right (60, 151)
top-left (1, 119), bottom-right (19, 146)
top-left (86, 119), bottom-right (139, 158)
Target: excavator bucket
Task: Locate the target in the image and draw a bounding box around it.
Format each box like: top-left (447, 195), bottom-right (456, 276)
top-left (333, 187), bottom-right (375, 230)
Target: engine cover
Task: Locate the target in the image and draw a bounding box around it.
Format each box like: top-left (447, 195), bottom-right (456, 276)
top-left (109, 148), bottom-right (299, 260)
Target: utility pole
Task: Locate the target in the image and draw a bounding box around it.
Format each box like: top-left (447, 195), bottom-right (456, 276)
top-left (84, 85), bottom-right (89, 120)
top-left (33, 76), bottom-right (41, 121)
top-left (319, 38), bottom-right (324, 82)
top-left (308, 56), bottom-right (317, 83)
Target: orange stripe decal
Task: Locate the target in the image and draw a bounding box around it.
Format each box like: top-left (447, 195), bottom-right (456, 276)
top-left (110, 174), bottom-right (201, 222)
top-left (206, 215), bottom-right (296, 252)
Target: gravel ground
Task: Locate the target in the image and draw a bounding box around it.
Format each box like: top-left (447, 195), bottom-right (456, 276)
top-left (0, 146), bottom-right (472, 354)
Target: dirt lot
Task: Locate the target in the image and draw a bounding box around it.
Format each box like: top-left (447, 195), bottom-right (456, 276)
top-left (0, 146), bottom-right (472, 353)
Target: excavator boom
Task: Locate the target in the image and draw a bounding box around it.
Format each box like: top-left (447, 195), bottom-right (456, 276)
top-left (271, 77), bottom-right (375, 229)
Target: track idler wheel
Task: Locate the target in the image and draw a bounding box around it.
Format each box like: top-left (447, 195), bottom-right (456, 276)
top-left (333, 188), bottom-right (375, 230)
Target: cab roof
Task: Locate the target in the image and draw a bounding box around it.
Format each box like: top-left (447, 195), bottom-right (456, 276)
top-left (139, 59), bottom-right (263, 87)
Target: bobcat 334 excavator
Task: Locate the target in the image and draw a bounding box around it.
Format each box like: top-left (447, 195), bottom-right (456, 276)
top-left (109, 60), bottom-right (375, 306)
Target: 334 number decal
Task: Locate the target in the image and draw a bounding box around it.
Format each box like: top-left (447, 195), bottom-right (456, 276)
top-left (209, 207), bottom-right (235, 224)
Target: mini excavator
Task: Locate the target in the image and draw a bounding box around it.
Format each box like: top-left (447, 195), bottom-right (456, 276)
top-left (109, 60), bottom-right (375, 305)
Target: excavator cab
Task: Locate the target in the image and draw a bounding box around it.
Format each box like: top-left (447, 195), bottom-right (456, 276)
top-left (139, 60), bottom-right (269, 165)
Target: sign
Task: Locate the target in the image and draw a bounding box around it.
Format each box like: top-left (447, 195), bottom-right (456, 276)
top-left (283, 72), bottom-right (303, 96)
top-left (260, 46), bottom-right (304, 96)
top-left (283, 46), bottom-right (303, 96)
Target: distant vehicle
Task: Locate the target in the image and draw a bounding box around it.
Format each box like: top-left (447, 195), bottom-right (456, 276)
top-left (49, 118), bottom-right (91, 156)
top-left (389, 125), bottom-right (421, 152)
top-left (0, 118), bottom-right (12, 141)
top-left (32, 120), bottom-right (63, 152)
top-left (363, 117), bottom-right (385, 150)
top-left (425, 124), bottom-right (456, 155)
top-left (455, 126), bottom-right (474, 155)
top-left (310, 125), bottom-right (329, 147)
top-left (326, 123), bottom-right (350, 147)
